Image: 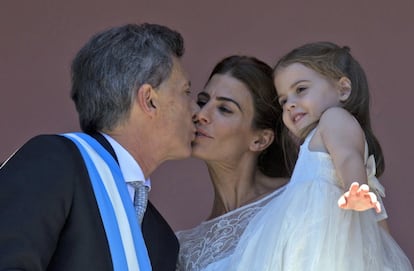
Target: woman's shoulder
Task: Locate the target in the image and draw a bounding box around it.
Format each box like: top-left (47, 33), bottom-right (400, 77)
top-left (256, 170), bottom-right (289, 194)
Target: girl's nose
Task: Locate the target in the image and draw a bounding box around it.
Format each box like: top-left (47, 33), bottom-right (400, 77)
top-left (285, 97), bottom-right (296, 111)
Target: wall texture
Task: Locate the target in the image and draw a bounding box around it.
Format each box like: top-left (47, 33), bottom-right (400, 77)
top-left (1, 0), bottom-right (413, 263)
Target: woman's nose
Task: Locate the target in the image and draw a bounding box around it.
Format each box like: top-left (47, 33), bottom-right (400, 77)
top-left (193, 107), bottom-right (210, 124)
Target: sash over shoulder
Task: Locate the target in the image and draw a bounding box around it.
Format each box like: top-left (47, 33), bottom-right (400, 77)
top-left (62, 132), bottom-right (151, 271)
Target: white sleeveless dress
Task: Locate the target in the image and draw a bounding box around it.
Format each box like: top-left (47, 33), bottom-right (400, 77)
top-left (225, 129), bottom-right (412, 270)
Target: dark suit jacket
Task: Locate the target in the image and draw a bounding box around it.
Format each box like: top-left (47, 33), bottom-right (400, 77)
top-left (0, 134), bottom-right (179, 271)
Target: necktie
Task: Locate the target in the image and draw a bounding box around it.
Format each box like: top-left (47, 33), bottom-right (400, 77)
top-left (129, 181), bottom-right (149, 224)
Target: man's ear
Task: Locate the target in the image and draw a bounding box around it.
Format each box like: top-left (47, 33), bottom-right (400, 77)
top-left (338, 77), bottom-right (352, 102)
top-left (250, 129), bottom-right (274, 152)
top-left (136, 84), bottom-right (158, 115)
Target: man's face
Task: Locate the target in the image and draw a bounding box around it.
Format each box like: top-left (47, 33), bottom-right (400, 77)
top-left (154, 57), bottom-right (198, 160)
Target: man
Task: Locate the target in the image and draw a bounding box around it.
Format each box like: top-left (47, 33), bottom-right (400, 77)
top-left (0, 23), bottom-right (197, 271)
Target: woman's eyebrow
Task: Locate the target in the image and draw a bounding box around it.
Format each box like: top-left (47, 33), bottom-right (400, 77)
top-left (216, 96), bottom-right (242, 111)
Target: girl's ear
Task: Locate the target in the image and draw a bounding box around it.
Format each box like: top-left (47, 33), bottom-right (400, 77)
top-left (136, 83), bottom-right (158, 115)
top-left (250, 129), bottom-right (274, 152)
top-left (338, 77), bottom-right (352, 102)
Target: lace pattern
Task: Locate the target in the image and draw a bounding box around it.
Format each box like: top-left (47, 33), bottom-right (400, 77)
top-left (176, 187), bottom-right (285, 271)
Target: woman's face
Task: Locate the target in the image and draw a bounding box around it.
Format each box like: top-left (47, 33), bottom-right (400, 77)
top-left (192, 73), bottom-right (258, 162)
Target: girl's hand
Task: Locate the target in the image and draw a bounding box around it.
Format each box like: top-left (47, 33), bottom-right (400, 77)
top-left (338, 182), bottom-right (381, 213)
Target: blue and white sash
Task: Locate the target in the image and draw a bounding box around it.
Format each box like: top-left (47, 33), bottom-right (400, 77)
top-left (62, 132), bottom-right (151, 271)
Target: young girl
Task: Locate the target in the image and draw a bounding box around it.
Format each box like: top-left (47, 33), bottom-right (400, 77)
top-left (226, 42), bottom-right (412, 270)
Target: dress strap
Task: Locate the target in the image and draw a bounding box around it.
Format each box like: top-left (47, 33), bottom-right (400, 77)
top-left (302, 127), bottom-right (318, 146)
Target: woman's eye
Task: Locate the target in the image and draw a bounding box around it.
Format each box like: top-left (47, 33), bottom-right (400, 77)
top-left (278, 98), bottom-right (286, 106)
top-left (218, 106), bottom-right (232, 113)
top-left (197, 100), bottom-right (207, 107)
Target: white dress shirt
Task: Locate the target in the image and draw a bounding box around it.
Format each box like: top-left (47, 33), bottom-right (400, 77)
top-left (102, 133), bottom-right (151, 202)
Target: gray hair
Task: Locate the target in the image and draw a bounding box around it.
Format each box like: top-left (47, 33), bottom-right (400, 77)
top-left (70, 23), bottom-right (184, 132)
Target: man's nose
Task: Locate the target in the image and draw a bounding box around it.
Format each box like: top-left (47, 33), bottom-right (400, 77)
top-left (192, 100), bottom-right (200, 114)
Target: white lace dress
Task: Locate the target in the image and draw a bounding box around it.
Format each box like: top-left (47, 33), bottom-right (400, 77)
top-left (175, 186), bottom-right (286, 271)
top-left (224, 129), bottom-right (413, 270)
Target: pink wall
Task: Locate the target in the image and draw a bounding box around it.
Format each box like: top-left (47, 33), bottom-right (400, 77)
top-left (1, 0), bottom-right (413, 262)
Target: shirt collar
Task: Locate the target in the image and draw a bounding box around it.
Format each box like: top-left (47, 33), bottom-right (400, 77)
top-left (101, 133), bottom-right (151, 188)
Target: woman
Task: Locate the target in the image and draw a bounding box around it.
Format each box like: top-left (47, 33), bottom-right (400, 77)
top-left (176, 55), bottom-right (290, 271)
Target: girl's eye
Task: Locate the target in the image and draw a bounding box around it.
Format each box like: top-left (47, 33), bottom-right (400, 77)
top-left (296, 86), bottom-right (307, 93)
top-left (278, 98), bottom-right (286, 106)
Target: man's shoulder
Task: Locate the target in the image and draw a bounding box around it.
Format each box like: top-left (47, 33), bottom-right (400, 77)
top-left (0, 133), bottom-right (90, 196)
top-left (28, 133), bottom-right (74, 144)
top-left (3, 133), bottom-right (84, 171)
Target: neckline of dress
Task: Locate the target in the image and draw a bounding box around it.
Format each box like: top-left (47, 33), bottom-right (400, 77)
top-left (301, 127), bottom-right (317, 147)
top-left (201, 185), bottom-right (286, 224)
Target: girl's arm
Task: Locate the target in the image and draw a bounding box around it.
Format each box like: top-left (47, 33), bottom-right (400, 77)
top-left (319, 107), bottom-right (379, 212)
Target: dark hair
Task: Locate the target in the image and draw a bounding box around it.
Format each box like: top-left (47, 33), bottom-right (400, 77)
top-left (273, 41), bottom-right (384, 177)
top-left (207, 55), bottom-right (289, 178)
top-left (71, 23), bottom-right (184, 133)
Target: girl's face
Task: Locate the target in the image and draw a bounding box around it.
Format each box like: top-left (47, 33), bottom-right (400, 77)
top-left (192, 73), bottom-right (258, 162)
top-left (274, 63), bottom-right (343, 137)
